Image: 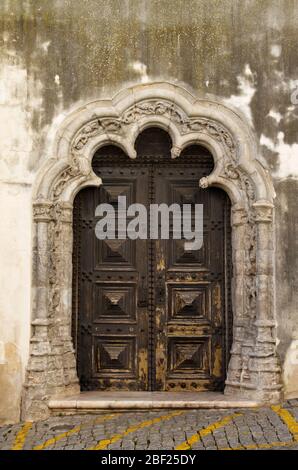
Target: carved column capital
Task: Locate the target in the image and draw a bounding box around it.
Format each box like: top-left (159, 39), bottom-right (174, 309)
top-left (253, 200), bottom-right (274, 223)
top-left (33, 199), bottom-right (53, 222)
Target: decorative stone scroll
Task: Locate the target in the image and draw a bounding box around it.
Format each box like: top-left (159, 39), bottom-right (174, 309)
top-left (22, 82), bottom-right (281, 420)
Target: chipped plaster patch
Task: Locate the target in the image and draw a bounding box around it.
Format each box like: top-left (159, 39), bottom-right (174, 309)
top-left (271, 44), bottom-right (282, 58)
top-left (289, 79), bottom-right (298, 91)
top-left (41, 41), bottom-right (51, 52)
top-left (130, 61), bottom-right (149, 83)
top-left (260, 134), bottom-right (275, 152)
top-left (285, 104), bottom-right (298, 120)
top-left (54, 74), bottom-right (60, 85)
top-left (287, 105), bottom-right (295, 112)
top-left (268, 109), bottom-right (282, 124)
top-left (260, 132), bottom-right (298, 178)
top-left (223, 64), bottom-right (256, 125)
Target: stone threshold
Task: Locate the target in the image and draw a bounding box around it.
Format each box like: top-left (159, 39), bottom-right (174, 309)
top-left (49, 391), bottom-right (262, 412)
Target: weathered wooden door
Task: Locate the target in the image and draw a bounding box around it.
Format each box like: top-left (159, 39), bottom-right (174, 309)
top-left (72, 129), bottom-right (232, 391)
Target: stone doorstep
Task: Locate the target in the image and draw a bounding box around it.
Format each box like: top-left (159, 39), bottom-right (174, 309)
top-left (48, 391), bottom-right (262, 412)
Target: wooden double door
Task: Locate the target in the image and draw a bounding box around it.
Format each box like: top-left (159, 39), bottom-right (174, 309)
top-left (72, 138), bottom-right (232, 392)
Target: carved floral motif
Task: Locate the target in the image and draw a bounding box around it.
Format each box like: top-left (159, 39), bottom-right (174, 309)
top-left (52, 155), bottom-right (91, 201)
top-left (121, 100), bottom-right (188, 125)
top-left (223, 163), bottom-right (255, 204)
top-left (33, 201), bottom-right (53, 221)
top-left (71, 100), bottom-right (236, 160)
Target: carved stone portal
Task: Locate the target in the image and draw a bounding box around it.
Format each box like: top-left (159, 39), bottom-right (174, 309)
top-left (22, 82), bottom-right (282, 420)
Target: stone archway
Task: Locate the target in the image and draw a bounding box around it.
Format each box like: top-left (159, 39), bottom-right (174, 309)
top-left (22, 82), bottom-right (282, 420)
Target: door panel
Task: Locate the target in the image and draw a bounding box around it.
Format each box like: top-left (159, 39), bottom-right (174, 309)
top-left (73, 142), bottom-right (232, 392)
top-left (73, 165), bottom-right (150, 390)
top-left (153, 165), bottom-right (230, 391)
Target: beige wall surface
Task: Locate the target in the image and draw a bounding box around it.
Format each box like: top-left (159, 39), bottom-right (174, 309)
top-left (0, 0), bottom-right (297, 423)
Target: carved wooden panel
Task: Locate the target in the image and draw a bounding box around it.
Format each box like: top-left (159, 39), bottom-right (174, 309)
top-left (153, 151), bottom-right (232, 392)
top-left (73, 158), bottom-right (149, 391)
top-left (72, 133), bottom-right (232, 392)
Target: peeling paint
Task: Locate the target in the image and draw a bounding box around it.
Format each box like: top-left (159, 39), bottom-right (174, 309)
top-left (270, 44), bottom-right (282, 58)
top-left (157, 258), bottom-right (165, 271)
top-left (40, 41), bottom-right (51, 53)
top-left (213, 346), bottom-right (222, 378)
top-left (223, 64), bottom-right (256, 125)
top-left (260, 132), bottom-right (298, 179)
top-left (268, 109), bottom-right (282, 124)
top-left (130, 61), bottom-right (149, 83)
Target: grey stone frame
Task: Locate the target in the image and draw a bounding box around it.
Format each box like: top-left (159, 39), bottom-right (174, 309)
top-left (22, 82), bottom-right (282, 420)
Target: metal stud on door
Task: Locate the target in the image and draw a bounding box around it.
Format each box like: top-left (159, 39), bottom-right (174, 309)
top-left (72, 131), bottom-right (232, 392)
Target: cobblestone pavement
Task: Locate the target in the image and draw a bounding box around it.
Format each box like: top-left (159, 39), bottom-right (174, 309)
top-left (0, 400), bottom-right (297, 451)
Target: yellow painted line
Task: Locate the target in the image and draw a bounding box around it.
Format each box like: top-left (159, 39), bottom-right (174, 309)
top-left (33, 424), bottom-right (81, 450)
top-left (11, 422), bottom-right (33, 450)
top-left (175, 413), bottom-right (242, 450)
top-left (271, 405), bottom-right (298, 441)
top-left (220, 439), bottom-right (298, 451)
top-left (33, 413), bottom-right (119, 450)
top-left (89, 410), bottom-right (185, 450)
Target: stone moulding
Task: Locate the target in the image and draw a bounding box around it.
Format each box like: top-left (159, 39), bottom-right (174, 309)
top-left (22, 82), bottom-right (282, 420)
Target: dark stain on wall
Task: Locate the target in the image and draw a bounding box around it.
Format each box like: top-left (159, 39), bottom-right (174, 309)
top-left (0, 1), bottom-right (298, 142)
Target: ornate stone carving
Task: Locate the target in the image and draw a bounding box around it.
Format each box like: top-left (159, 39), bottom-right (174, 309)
top-left (71, 99), bottom-right (237, 163)
top-left (199, 176), bottom-right (209, 189)
top-left (33, 200), bottom-right (53, 222)
top-left (171, 145), bottom-right (182, 159)
top-left (121, 100), bottom-right (188, 125)
top-left (222, 163), bottom-right (255, 204)
top-left (52, 155), bottom-right (91, 201)
top-left (182, 118), bottom-right (236, 161)
top-left (253, 201), bottom-right (274, 223)
top-left (73, 119), bottom-right (123, 151)
top-left (23, 83), bottom-right (281, 421)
